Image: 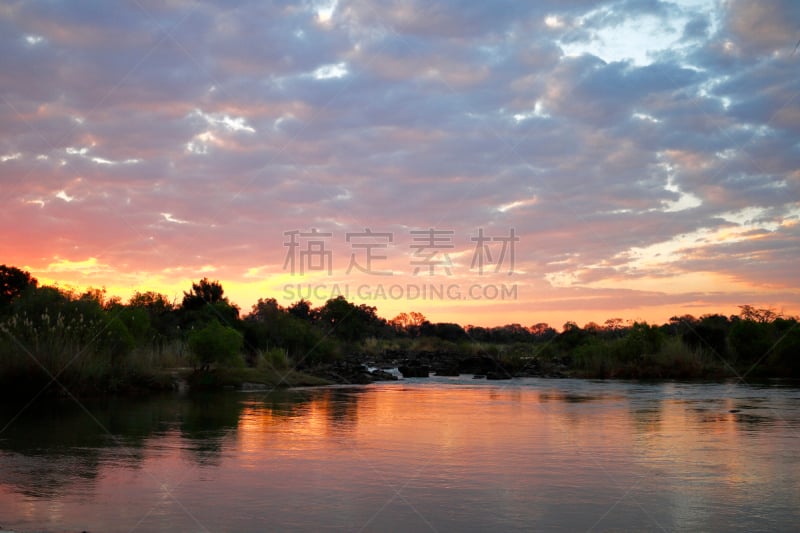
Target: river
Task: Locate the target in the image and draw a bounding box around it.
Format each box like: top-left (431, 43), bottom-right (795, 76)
top-left (0, 377), bottom-right (798, 532)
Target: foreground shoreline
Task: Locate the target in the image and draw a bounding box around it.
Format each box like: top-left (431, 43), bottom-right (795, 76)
top-left (2, 340), bottom-right (797, 399)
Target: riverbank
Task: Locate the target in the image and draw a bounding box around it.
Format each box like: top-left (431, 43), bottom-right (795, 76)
top-left (183, 366), bottom-right (331, 390)
top-left (0, 366), bottom-right (331, 399)
top-left (2, 270), bottom-right (797, 395)
top-left (301, 337), bottom-right (735, 384)
top-left (0, 343), bottom-right (780, 398)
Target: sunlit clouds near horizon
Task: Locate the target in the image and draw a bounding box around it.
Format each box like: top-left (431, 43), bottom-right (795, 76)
top-left (1, 0), bottom-right (798, 327)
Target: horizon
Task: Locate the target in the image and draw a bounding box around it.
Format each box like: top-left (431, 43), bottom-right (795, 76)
top-left (10, 266), bottom-right (791, 332)
top-left (2, 1), bottom-right (799, 330)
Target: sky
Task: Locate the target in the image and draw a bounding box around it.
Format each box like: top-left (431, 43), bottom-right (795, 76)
top-left (1, 0), bottom-right (799, 328)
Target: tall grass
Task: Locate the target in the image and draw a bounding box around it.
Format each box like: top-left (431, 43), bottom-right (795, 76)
top-left (0, 311), bottom-right (185, 395)
top-left (573, 336), bottom-right (724, 379)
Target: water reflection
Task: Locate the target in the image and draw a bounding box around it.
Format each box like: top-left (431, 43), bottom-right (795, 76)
top-left (0, 380), bottom-right (798, 532)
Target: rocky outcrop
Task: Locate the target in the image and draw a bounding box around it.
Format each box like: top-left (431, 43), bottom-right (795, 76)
top-left (305, 360), bottom-right (400, 384)
top-left (370, 369), bottom-right (399, 381)
top-left (398, 361), bottom-right (431, 378)
top-left (303, 349), bottom-right (575, 383)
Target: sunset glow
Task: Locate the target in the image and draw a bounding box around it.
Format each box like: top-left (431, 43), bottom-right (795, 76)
top-left (2, 1), bottom-right (798, 327)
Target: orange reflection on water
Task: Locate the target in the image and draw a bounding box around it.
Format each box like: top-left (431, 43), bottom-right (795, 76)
top-left (1, 383), bottom-right (798, 532)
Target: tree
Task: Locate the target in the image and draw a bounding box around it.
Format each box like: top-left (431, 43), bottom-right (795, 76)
top-left (130, 291), bottom-right (174, 314)
top-left (420, 322), bottom-right (468, 342)
top-left (250, 297), bottom-right (283, 322)
top-left (288, 299), bottom-right (316, 322)
top-left (182, 278), bottom-right (228, 310)
top-left (80, 287), bottom-right (108, 306)
top-left (557, 321), bottom-right (587, 350)
top-left (623, 322), bottom-right (663, 359)
top-left (318, 296), bottom-right (385, 342)
top-left (0, 265), bottom-right (37, 309)
top-left (683, 314), bottom-right (730, 358)
top-left (180, 278), bottom-right (240, 327)
top-left (529, 322), bottom-right (557, 341)
top-left (583, 322), bottom-right (602, 335)
top-left (729, 319), bottom-right (772, 364)
top-left (738, 305), bottom-right (779, 323)
top-left (390, 311), bottom-right (427, 336)
top-left (128, 291), bottom-right (180, 352)
top-left (603, 318), bottom-right (626, 337)
top-left (244, 298), bottom-right (337, 365)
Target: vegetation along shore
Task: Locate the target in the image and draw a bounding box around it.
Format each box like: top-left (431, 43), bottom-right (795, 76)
top-left (1, 264), bottom-right (798, 397)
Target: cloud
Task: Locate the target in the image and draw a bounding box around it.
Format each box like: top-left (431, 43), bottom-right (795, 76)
top-left (1, 0), bottom-right (798, 325)
top-left (39, 257), bottom-right (113, 275)
top-left (722, 0), bottom-right (800, 58)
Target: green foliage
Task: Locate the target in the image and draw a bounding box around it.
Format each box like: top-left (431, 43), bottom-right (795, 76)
top-left (244, 299), bottom-right (339, 365)
top-left (128, 291), bottom-right (181, 352)
top-left (573, 336), bottom-right (720, 379)
top-left (113, 307), bottom-right (150, 343)
top-left (729, 319), bottom-right (774, 365)
top-left (188, 320), bottom-right (244, 369)
top-left (258, 347), bottom-right (289, 370)
top-left (557, 321), bottom-right (589, 350)
top-left (102, 313), bottom-right (136, 360)
top-left (0, 285), bottom-right (141, 393)
top-left (573, 340), bottom-right (614, 378)
top-left (186, 301), bottom-right (240, 327)
top-left (651, 337), bottom-right (718, 378)
top-left (0, 262), bottom-right (798, 389)
top-left (623, 322), bottom-right (664, 360)
top-left (683, 314), bottom-right (730, 359)
top-left (180, 279), bottom-right (240, 331)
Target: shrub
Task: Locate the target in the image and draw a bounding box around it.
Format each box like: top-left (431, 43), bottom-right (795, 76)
top-left (258, 347), bottom-right (289, 370)
top-left (188, 320), bottom-right (244, 370)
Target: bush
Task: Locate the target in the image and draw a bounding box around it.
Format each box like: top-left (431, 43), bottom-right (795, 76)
top-left (188, 320), bottom-right (244, 369)
top-left (767, 326), bottom-right (800, 376)
top-left (0, 286), bottom-right (140, 393)
top-left (729, 320), bottom-right (773, 365)
top-left (258, 347), bottom-right (289, 370)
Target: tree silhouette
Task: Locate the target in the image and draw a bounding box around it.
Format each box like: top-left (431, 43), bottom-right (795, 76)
top-left (288, 298), bottom-right (316, 322)
top-left (0, 265), bottom-right (37, 309)
top-left (130, 291), bottom-right (174, 313)
top-left (179, 278), bottom-right (240, 329)
top-left (318, 296), bottom-right (385, 342)
top-left (390, 311), bottom-right (427, 336)
top-left (182, 278), bottom-right (227, 310)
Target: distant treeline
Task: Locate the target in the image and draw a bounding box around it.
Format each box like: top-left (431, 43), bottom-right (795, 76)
top-left (1, 264), bottom-right (799, 394)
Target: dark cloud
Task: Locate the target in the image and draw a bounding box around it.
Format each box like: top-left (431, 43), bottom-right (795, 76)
top-left (682, 15), bottom-right (710, 40)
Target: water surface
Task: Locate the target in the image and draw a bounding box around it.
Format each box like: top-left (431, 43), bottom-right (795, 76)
top-left (0, 378), bottom-right (798, 532)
